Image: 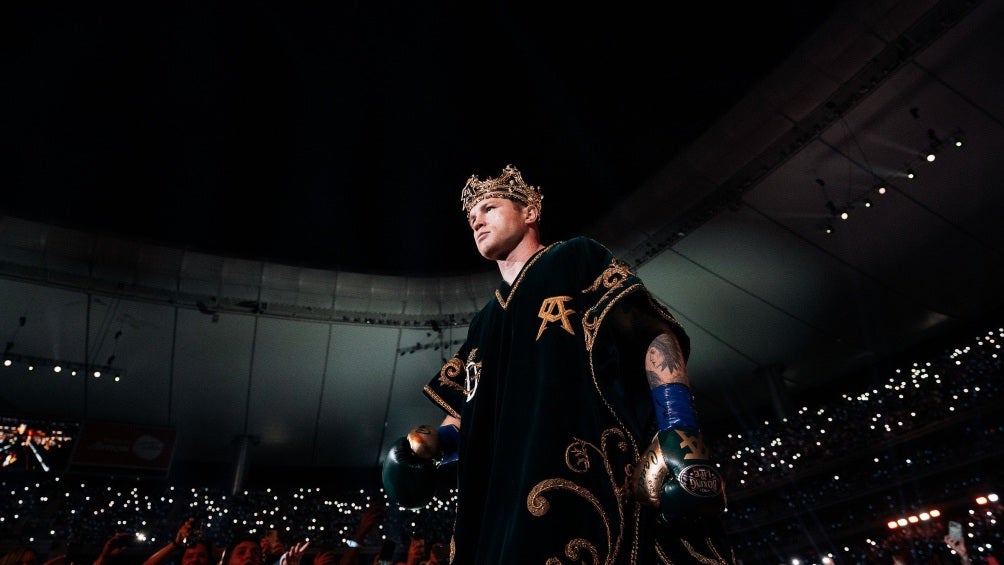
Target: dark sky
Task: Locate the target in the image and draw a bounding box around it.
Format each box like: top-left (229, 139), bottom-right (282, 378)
top-left (2, 2), bottom-right (840, 276)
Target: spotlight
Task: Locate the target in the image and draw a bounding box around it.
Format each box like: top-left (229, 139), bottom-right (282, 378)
top-left (840, 210), bottom-right (849, 220)
top-left (824, 224), bottom-right (835, 234)
top-left (906, 169), bottom-right (915, 179)
top-left (926, 153), bottom-right (936, 162)
top-left (863, 199), bottom-right (873, 207)
top-left (53, 365), bottom-right (62, 373)
top-left (877, 186), bottom-right (887, 195)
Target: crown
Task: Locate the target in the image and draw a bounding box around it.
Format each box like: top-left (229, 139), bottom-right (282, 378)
top-left (460, 164), bottom-right (543, 217)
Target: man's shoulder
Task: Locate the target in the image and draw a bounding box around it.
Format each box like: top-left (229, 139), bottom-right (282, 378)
top-left (561, 235), bottom-right (602, 246)
top-left (549, 235), bottom-right (609, 255)
top-left (544, 236), bottom-right (616, 266)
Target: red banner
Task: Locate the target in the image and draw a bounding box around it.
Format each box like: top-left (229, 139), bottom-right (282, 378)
top-left (71, 421), bottom-right (176, 471)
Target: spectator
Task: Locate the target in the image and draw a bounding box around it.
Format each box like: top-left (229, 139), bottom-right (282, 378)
top-left (337, 502), bottom-right (385, 565)
top-left (218, 536), bottom-right (263, 565)
top-left (143, 517), bottom-right (211, 565)
top-left (393, 537), bottom-right (424, 565)
top-left (946, 533), bottom-right (970, 565)
top-left (92, 533), bottom-right (132, 565)
top-left (1, 547), bottom-right (64, 565)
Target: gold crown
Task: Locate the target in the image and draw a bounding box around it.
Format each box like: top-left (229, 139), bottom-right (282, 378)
top-left (460, 164), bottom-right (543, 217)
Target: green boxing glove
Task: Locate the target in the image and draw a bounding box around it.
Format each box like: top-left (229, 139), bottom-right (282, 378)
top-left (632, 427), bottom-right (727, 525)
top-left (632, 383), bottom-right (726, 525)
top-left (382, 424), bottom-right (459, 509)
top-left (382, 435), bottom-right (436, 509)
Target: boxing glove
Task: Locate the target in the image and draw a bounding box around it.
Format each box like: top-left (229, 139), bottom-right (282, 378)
top-left (382, 435), bottom-right (437, 509)
top-left (632, 427), bottom-right (726, 526)
top-left (382, 424), bottom-right (459, 509)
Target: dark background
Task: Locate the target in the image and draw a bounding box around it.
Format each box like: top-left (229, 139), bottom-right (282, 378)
top-left (2, 1), bottom-right (838, 276)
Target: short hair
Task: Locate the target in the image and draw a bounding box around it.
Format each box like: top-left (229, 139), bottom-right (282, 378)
top-left (218, 534), bottom-right (262, 565)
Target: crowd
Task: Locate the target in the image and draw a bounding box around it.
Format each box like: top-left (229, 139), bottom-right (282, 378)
top-left (714, 324), bottom-right (1002, 490)
top-left (1, 475), bottom-right (459, 564)
top-left (1, 323), bottom-right (1000, 564)
top-left (1, 484), bottom-right (454, 565)
top-left (714, 324), bottom-right (1002, 563)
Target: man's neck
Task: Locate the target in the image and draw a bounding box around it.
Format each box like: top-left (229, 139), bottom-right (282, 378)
top-left (497, 239), bottom-right (545, 284)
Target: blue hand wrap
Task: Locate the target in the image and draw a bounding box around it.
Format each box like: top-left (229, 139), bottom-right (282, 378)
top-left (437, 424), bottom-right (460, 464)
top-left (651, 383), bottom-right (698, 431)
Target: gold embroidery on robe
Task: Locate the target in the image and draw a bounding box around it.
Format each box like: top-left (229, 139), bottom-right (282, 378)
top-left (526, 427), bottom-right (633, 564)
top-left (496, 242), bottom-right (558, 309)
top-left (437, 355), bottom-right (466, 394)
top-left (581, 259), bottom-right (636, 352)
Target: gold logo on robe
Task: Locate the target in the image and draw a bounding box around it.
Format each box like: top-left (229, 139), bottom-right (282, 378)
top-left (537, 296), bottom-right (576, 340)
top-left (459, 349), bottom-right (482, 401)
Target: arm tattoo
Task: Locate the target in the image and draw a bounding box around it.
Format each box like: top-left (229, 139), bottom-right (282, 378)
top-left (645, 332), bottom-right (688, 388)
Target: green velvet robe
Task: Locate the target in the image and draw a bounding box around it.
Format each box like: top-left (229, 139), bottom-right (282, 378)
top-left (424, 236), bottom-right (735, 564)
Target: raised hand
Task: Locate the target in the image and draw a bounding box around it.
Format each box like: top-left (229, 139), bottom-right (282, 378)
top-left (279, 540), bottom-right (310, 565)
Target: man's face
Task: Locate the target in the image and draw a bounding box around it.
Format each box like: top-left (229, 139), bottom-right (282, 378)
top-left (182, 544), bottom-right (211, 565)
top-left (227, 541), bottom-right (262, 565)
top-left (467, 197), bottom-right (534, 261)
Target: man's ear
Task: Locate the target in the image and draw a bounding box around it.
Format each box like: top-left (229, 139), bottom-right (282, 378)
top-left (524, 204), bottom-right (540, 224)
